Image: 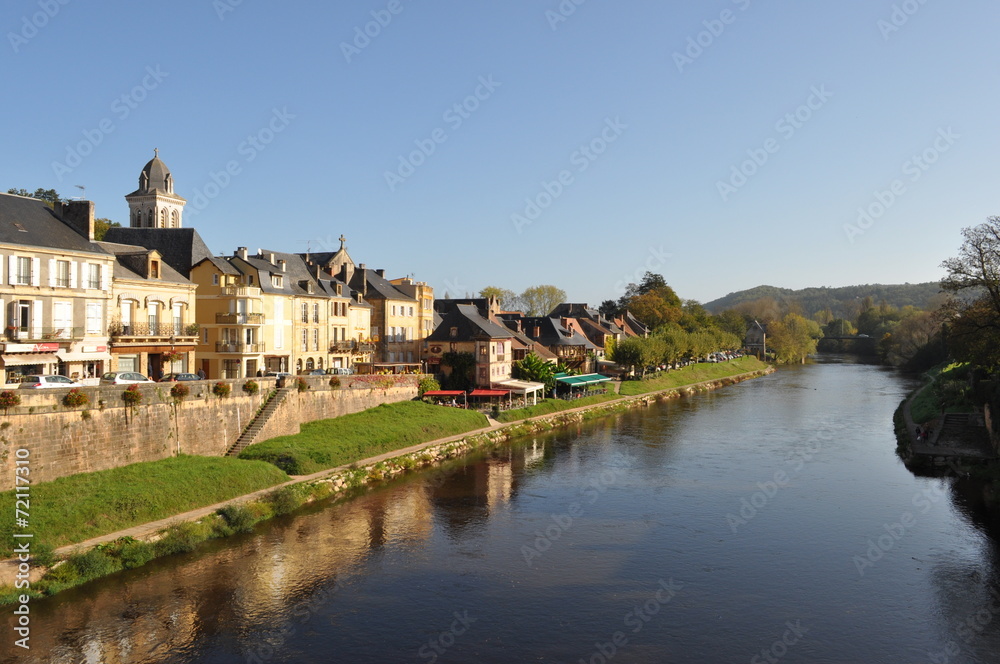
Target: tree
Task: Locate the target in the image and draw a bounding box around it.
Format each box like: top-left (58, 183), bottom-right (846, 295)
top-left (626, 287), bottom-right (682, 330)
top-left (440, 352), bottom-right (476, 391)
top-left (479, 286), bottom-right (522, 311)
top-left (940, 217), bottom-right (1000, 368)
top-left (714, 310), bottom-right (748, 340)
top-left (879, 311), bottom-right (940, 367)
top-left (599, 299), bottom-right (620, 318)
top-left (94, 218), bottom-right (121, 241)
top-left (767, 313), bottom-right (822, 364)
top-left (512, 353), bottom-right (556, 392)
top-left (519, 285), bottom-right (566, 317)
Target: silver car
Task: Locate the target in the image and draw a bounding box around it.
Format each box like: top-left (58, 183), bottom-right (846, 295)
top-left (18, 375), bottom-right (81, 389)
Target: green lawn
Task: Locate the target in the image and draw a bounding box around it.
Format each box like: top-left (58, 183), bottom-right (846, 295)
top-left (909, 362), bottom-right (974, 424)
top-left (0, 456), bottom-right (289, 555)
top-left (495, 392), bottom-right (621, 423)
top-left (618, 357), bottom-right (769, 396)
top-left (240, 401), bottom-right (490, 475)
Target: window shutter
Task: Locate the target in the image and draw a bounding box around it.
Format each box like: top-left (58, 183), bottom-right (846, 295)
top-left (0, 254), bottom-right (4, 285)
top-left (48, 259), bottom-right (56, 287)
top-left (69, 261), bottom-right (78, 289)
top-left (32, 300), bottom-right (42, 337)
top-left (31, 258), bottom-right (40, 287)
top-left (101, 262), bottom-right (110, 291)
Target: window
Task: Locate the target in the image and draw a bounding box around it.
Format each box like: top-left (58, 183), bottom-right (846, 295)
top-left (53, 302), bottom-right (72, 338)
top-left (312, 303), bottom-right (319, 323)
top-left (15, 257), bottom-right (31, 285)
top-left (391, 305), bottom-right (397, 316)
top-left (212, 274), bottom-right (219, 286)
top-left (313, 328), bottom-right (319, 351)
top-left (87, 264), bottom-right (101, 289)
top-left (409, 306), bottom-right (414, 317)
top-left (173, 303), bottom-right (183, 335)
top-left (301, 329), bottom-right (308, 351)
top-left (86, 303), bottom-right (102, 335)
top-left (148, 302), bottom-right (159, 329)
top-left (271, 275), bottom-right (282, 288)
top-left (301, 303), bottom-right (309, 323)
top-left (449, 327), bottom-right (458, 338)
top-left (55, 260), bottom-right (70, 287)
top-left (203, 329), bottom-right (209, 343)
top-left (150, 260), bottom-right (159, 279)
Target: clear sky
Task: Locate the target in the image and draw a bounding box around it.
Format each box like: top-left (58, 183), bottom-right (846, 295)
top-left (3, 0), bottom-right (997, 305)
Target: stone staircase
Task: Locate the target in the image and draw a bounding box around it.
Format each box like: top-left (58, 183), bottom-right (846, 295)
top-left (933, 412), bottom-right (993, 456)
top-left (226, 387), bottom-right (293, 457)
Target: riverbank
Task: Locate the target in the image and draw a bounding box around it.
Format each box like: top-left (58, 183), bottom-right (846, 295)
top-left (0, 360), bottom-right (773, 603)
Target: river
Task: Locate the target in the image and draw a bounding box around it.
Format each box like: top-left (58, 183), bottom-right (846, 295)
top-left (5, 357), bottom-right (1000, 663)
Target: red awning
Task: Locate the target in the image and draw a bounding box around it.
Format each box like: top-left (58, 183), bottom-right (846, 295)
top-left (423, 390), bottom-right (466, 397)
top-left (469, 389), bottom-right (510, 397)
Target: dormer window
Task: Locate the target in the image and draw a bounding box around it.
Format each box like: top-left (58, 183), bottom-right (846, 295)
top-left (150, 260), bottom-right (159, 279)
top-left (449, 327), bottom-right (458, 338)
top-left (271, 275), bottom-right (283, 288)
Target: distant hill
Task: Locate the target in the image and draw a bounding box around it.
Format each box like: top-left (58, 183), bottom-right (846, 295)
top-left (703, 283), bottom-right (944, 318)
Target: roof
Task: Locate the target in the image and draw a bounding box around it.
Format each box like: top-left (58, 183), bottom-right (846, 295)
top-left (103, 228), bottom-right (212, 278)
top-left (125, 154), bottom-right (186, 201)
top-left (96, 241), bottom-right (191, 284)
top-left (517, 316), bottom-right (598, 349)
top-left (0, 193), bottom-right (108, 255)
top-left (427, 304), bottom-right (514, 342)
top-left (423, 390), bottom-right (466, 397)
top-left (556, 373), bottom-right (612, 386)
top-left (349, 267), bottom-right (416, 302)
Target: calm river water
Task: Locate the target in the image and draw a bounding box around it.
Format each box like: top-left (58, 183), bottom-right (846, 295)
top-left (6, 357), bottom-right (1000, 663)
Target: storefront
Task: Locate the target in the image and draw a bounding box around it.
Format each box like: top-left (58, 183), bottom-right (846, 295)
top-left (1, 343), bottom-right (61, 384)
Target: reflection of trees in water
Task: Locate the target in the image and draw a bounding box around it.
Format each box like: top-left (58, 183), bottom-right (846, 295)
top-left (924, 478), bottom-right (1000, 662)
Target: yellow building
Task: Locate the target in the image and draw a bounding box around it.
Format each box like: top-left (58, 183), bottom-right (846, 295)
top-left (100, 242), bottom-right (198, 378)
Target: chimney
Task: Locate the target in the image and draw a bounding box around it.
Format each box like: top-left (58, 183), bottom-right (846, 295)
top-left (267, 252), bottom-right (275, 264)
top-left (235, 247), bottom-right (248, 260)
top-left (376, 268), bottom-right (385, 278)
top-left (278, 260), bottom-right (286, 272)
top-left (61, 200), bottom-right (95, 241)
top-left (359, 263), bottom-right (366, 270)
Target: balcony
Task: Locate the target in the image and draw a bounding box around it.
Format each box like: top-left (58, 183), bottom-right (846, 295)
top-left (216, 312), bottom-right (265, 325)
top-left (222, 285), bottom-right (262, 298)
top-left (216, 341), bottom-right (265, 354)
top-left (110, 322), bottom-right (197, 340)
top-left (330, 341), bottom-right (355, 353)
top-left (355, 343), bottom-right (376, 354)
top-left (5, 326), bottom-right (83, 342)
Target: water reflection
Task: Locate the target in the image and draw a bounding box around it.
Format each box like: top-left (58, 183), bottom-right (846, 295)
top-left (7, 359), bottom-right (1000, 663)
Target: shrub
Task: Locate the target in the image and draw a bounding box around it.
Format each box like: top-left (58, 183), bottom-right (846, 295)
top-left (328, 376), bottom-right (341, 389)
top-left (242, 380), bottom-right (259, 396)
top-left (212, 382), bottom-right (231, 399)
top-left (31, 543), bottom-right (57, 568)
top-left (119, 541), bottom-right (155, 569)
top-left (296, 377), bottom-right (308, 393)
top-left (170, 383), bottom-right (190, 400)
top-left (268, 486), bottom-right (305, 516)
top-left (69, 549), bottom-right (120, 581)
top-left (81, 409), bottom-right (92, 420)
top-left (62, 388), bottom-right (89, 408)
top-left (42, 561), bottom-right (80, 587)
top-left (418, 377), bottom-right (441, 396)
top-left (155, 521), bottom-right (211, 556)
top-left (0, 390), bottom-right (21, 414)
top-left (122, 384), bottom-right (143, 407)
top-left (218, 504), bottom-right (256, 533)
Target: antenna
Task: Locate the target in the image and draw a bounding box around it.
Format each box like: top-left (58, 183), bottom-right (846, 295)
top-left (74, 184), bottom-right (86, 200)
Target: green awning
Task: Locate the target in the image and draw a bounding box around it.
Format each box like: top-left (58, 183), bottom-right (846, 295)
top-left (556, 373), bottom-right (612, 386)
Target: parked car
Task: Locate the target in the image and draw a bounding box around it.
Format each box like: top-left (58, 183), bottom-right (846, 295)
top-left (265, 371), bottom-right (292, 378)
top-left (330, 367), bottom-right (355, 375)
top-left (18, 375), bottom-right (81, 389)
top-left (308, 369), bottom-right (327, 375)
top-left (158, 373), bottom-right (201, 382)
top-left (100, 372), bottom-right (155, 385)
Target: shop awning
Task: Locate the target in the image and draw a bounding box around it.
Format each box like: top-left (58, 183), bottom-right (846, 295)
top-left (469, 389), bottom-right (510, 397)
top-left (423, 390), bottom-right (466, 397)
top-left (494, 380), bottom-right (545, 394)
top-left (556, 373), bottom-right (612, 386)
top-left (1, 353), bottom-right (59, 367)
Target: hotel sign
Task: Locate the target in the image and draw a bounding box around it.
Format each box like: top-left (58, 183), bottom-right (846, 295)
top-left (4, 343), bottom-right (60, 353)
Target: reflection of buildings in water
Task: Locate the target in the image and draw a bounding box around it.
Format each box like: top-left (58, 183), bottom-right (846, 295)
top-left (524, 440), bottom-right (545, 467)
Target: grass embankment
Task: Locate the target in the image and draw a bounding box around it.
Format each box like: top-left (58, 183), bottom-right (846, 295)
top-left (239, 401), bottom-right (490, 475)
top-left (495, 392), bottom-right (621, 423)
top-left (618, 356), bottom-right (768, 397)
top-left (909, 362), bottom-right (974, 424)
top-left (0, 455), bottom-right (289, 557)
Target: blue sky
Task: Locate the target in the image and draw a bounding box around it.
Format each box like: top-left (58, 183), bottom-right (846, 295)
top-left (3, 0), bottom-right (997, 305)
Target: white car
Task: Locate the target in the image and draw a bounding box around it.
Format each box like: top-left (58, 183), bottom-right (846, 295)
top-left (100, 371), bottom-right (155, 385)
top-left (18, 375), bottom-right (81, 389)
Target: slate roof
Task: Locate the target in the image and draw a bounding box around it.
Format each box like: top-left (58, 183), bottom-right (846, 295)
top-left (508, 316), bottom-right (599, 349)
top-left (0, 193), bottom-right (108, 255)
top-left (96, 241), bottom-right (191, 284)
top-left (349, 268), bottom-right (415, 302)
top-left (427, 304), bottom-right (514, 342)
top-left (102, 227), bottom-right (212, 278)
